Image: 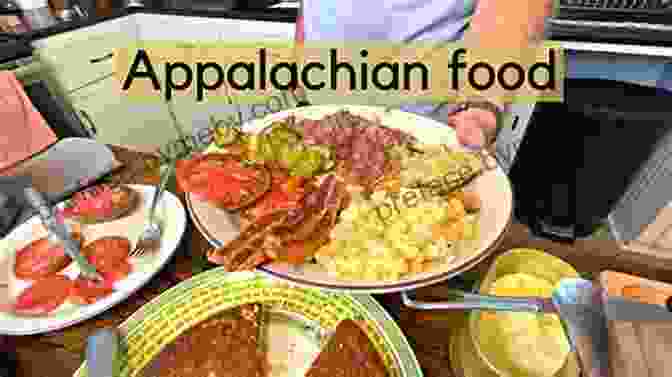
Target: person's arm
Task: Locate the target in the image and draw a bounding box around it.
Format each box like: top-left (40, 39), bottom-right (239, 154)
top-left (448, 0), bottom-right (555, 149)
top-left (462, 0), bottom-right (555, 107)
top-left (467, 0), bottom-right (554, 48)
top-left (292, 1), bottom-right (309, 106)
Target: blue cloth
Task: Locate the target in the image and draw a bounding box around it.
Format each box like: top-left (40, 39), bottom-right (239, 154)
top-left (302, 0), bottom-right (478, 122)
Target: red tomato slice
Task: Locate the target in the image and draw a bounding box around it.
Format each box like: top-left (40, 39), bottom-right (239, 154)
top-left (82, 237), bottom-right (131, 273)
top-left (70, 277), bottom-right (115, 305)
top-left (14, 237), bottom-right (78, 280)
top-left (178, 154), bottom-right (263, 202)
top-left (175, 157), bottom-right (201, 193)
top-left (14, 275), bottom-right (73, 315)
top-left (209, 160), bottom-right (260, 179)
top-left (206, 178), bottom-right (243, 204)
top-left (100, 260), bottom-right (132, 285)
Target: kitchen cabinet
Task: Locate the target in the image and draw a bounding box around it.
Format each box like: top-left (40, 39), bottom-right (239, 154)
top-left (32, 17), bottom-right (137, 96)
top-left (26, 14), bottom-right (297, 147)
top-left (67, 76), bottom-right (183, 149)
top-left (131, 13), bottom-right (294, 136)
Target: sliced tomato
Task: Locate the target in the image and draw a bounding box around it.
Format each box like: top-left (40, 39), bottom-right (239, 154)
top-left (178, 154), bottom-right (264, 202)
top-left (82, 237), bottom-right (131, 273)
top-left (100, 260), bottom-right (132, 285)
top-left (14, 237), bottom-right (80, 280)
top-left (206, 177), bottom-right (244, 205)
top-left (14, 275), bottom-right (73, 315)
top-left (176, 156), bottom-right (205, 193)
top-left (209, 159), bottom-right (261, 180)
top-left (70, 277), bottom-right (115, 305)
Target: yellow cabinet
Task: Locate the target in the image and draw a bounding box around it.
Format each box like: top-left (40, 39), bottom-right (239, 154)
top-left (68, 77), bottom-right (184, 149)
top-left (32, 17), bottom-right (133, 94)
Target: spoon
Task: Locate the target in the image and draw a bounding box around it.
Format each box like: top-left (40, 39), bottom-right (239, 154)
top-left (86, 328), bottom-right (121, 377)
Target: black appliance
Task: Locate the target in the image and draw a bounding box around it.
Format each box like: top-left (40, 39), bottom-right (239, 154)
top-left (509, 78), bottom-right (672, 241)
top-left (0, 33), bottom-right (32, 64)
top-left (24, 81), bottom-right (94, 139)
top-left (548, 0), bottom-right (672, 45)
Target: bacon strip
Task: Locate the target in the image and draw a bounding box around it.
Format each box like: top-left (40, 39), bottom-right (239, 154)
top-left (207, 211), bottom-right (289, 270)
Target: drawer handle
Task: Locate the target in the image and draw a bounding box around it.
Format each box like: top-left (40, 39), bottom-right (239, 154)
top-left (78, 109), bottom-right (98, 137)
top-left (90, 53), bottom-right (113, 64)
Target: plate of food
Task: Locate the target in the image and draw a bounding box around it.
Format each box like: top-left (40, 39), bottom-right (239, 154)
top-left (182, 105), bottom-right (513, 292)
top-left (0, 184), bottom-right (187, 335)
top-left (72, 270), bottom-right (422, 377)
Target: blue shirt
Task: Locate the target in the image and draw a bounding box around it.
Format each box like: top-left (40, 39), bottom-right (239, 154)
top-left (302, 0), bottom-right (478, 119)
top-left (303, 0), bottom-right (476, 42)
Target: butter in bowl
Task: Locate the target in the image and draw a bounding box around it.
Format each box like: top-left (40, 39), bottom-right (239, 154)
top-left (467, 248), bottom-right (581, 377)
top-left (415, 248), bottom-right (583, 377)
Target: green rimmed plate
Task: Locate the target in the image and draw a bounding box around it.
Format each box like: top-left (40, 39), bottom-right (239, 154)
top-left (73, 269), bottom-right (423, 377)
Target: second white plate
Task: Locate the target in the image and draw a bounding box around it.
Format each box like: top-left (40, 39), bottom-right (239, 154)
top-left (0, 184), bottom-right (187, 335)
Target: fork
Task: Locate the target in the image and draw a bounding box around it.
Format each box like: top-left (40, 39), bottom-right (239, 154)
top-left (130, 162), bottom-right (175, 257)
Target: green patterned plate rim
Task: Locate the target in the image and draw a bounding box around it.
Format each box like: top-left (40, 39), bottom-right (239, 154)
top-left (73, 269), bottom-right (423, 377)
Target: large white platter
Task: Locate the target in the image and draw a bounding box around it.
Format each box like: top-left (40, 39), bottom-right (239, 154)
top-left (187, 105), bottom-right (513, 293)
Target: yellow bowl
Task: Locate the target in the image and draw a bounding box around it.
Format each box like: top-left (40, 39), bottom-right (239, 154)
top-left (467, 248), bottom-right (580, 377)
top-left (450, 314), bottom-right (580, 377)
top-left (478, 248), bottom-right (580, 291)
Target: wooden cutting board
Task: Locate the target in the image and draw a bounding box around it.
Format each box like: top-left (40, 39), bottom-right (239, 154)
top-left (600, 271), bottom-right (672, 377)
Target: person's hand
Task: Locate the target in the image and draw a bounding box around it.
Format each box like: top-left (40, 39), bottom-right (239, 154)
top-left (448, 107), bottom-right (498, 150)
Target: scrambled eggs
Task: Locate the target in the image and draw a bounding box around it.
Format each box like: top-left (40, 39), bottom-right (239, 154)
top-left (315, 188), bottom-right (479, 281)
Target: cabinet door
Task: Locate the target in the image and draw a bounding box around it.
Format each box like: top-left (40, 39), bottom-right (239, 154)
top-left (69, 77), bottom-right (183, 150)
top-left (32, 17), bottom-right (135, 95)
top-left (133, 14), bottom-right (295, 139)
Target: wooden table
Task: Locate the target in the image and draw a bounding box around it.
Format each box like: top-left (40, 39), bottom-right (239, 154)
top-left (11, 146), bottom-right (672, 377)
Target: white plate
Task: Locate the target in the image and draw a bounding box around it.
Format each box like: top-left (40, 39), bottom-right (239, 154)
top-left (187, 105), bottom-right (513, 293)
top-left (0, 184), bottom-right (187, 335)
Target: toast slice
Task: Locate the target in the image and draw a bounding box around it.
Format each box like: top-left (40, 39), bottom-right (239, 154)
top-left (305, 319), bottom-right (389, 377)
top-left (148, 304), bottom-right (267, 377)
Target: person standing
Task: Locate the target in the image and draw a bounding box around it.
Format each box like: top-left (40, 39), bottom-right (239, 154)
top-left (295, 0), bottom-right (554, 150)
